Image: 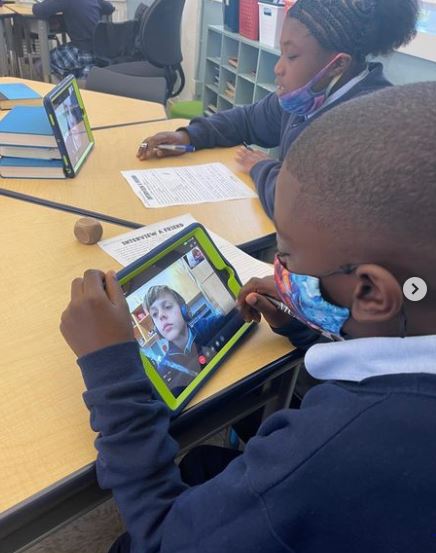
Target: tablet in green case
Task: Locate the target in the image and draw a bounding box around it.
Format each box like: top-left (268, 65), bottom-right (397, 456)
top-left (43, 74), bottom-right (94, 177)
top-left (117, 223), bottom-right (255, 414)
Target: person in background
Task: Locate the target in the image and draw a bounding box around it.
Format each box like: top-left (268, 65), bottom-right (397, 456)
top-left (32, 0), bottom-right (114, 80)
top-left (138, 0), bottom-right (418, 219)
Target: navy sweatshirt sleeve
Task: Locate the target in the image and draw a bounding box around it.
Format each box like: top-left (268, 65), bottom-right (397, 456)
top-left (272, 318), bottom-right (322, 351)
top-left (249, 158), bottom-right (282, 219)
top-left (79, 342), bottom-right (188, 553)
top-left (99, 0), bottom-right (115, 15)
top-left (33, 0), bottom-right (66, 17)
top-left (78, 341), bottom-right (288, 553)
top-left (185, 92), bottom-right (283, 150)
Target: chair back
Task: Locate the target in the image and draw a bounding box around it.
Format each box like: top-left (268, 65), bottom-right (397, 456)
top-left (86, 66), bottom-right (167, 105)
top-left (136, 0), bottom-right (185, 68)
top-left (93, 20), bottom-right (140, 64)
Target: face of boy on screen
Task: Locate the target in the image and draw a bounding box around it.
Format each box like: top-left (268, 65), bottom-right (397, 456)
top-left (149, 292), bottom-right (188, 348)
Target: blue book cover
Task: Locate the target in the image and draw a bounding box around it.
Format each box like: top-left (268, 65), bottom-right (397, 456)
top-left (0, 157), bottom-right (63, 168)
top-left (0, 106), bottom-right (52, 136)
top-left (0, 84), bottom-right (41, 101)
top-left (0, 156), bottom-right (65, 178)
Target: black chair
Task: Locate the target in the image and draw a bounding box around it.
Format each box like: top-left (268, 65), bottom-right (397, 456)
top-left (85, 66), bottom-right (167, 105)
top-left (93, 0), bottom-right (185, 99)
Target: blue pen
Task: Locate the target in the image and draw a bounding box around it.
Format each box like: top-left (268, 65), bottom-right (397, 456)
top-left (156, 144), bottom-right (196, 153)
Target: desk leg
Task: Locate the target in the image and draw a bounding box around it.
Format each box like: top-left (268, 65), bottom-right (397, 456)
top-left (36, 18), bottom-right (51, 82)
top-left (4, 17), bottom-right (17, 76)
top-left (261, 362), bottom-right (301, 420)
top-left (0, 19), bottom-right (9, 76)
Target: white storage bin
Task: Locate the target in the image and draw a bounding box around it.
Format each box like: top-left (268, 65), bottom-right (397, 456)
top-left (258, 2), bottom-right (286, 49)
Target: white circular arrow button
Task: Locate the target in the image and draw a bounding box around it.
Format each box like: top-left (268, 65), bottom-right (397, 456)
top-left (403, 277), bottom-right (428, 302)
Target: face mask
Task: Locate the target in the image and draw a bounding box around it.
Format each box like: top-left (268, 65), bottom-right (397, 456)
top-left (273, 256), bottom-right (351, 340)
top-left (278, 54), bottom-right (343, 117)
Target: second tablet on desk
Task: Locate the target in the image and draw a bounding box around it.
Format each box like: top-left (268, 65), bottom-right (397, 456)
top-left (0, 75), bottom-right (94, 178)
top-left (117, 223), bottom-right (255, 414)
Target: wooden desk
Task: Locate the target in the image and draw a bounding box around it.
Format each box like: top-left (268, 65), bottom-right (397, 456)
top-left (0, 195), bottom-right (298, 551)
top-left (0, 119), bottom-right (275, 248)
top-left (0, 77), bottom-right (167, 128)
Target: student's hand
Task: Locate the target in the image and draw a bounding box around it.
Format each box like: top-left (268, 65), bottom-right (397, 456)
top-left (237, 276), bottom-right (291, 329)
top-left (235, 147), bottom-right (271, 174)
top-left (137, 130), bottom-right (191, 160)
top-left (60, 270), bottom-right (134, 358)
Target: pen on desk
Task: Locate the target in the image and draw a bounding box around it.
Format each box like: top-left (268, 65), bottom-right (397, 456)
top-left (263, 294), bottom-right (293, 317)
top-left (156, 144), bottom-right (196, 153)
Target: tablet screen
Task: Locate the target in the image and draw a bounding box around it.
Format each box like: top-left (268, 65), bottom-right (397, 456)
top-left (123, 236), bottom-right (245, 398)
top-left (51, 81), bottom-right (92, 171)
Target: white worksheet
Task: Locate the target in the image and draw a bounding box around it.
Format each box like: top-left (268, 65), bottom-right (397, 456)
top-left (121, 162), bottom-right (257, 208)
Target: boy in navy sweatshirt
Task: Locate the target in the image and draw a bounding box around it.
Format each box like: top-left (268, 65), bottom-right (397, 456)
top-left (137, 0), bottom-right (418, 219)
top-left (61, 82), bottom-right (436, 553)
top-left (33, 0), bottom-right (114, 79)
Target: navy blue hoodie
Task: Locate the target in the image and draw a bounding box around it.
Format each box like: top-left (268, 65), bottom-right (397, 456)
top-left (185, 63), bottom-right (391, 218)
top-left (33, 0), bottom-right (114, 53)
top-left (79, 340), bottom-right (436, 553)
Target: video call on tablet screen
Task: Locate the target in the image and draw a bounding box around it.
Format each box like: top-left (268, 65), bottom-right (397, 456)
top-left (122, 237), bottom-right (246, 398)
top-left (52, 82), bottom-right (92, 171)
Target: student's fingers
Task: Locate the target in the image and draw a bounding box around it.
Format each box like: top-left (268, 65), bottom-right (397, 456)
top-left (238, 276), bottom-right (276, 304)
top-left (234, 147), bottom-right (249, 163)
top-left (136, 133), bottom-right (171, 160)
top-left (70, 277), bottom-right (84, 301)
top-left (238, 277), bottom-right (267, 322)
top-left (238, 276), bottom-right (289, 327)
top-left (82, 269), bottom-right (106, 299)
top-left (246, 292), bottom-right (290, 328)
top-left (246, 292), bottom-right (278, 318)
top-left (104, 270), bottom-right (127, 306)
top-left (238, 297), bottom-right (262, 323)
top-left (137, 131), bottom-right (190, 160)
top-left (60, 270), bottom-right (134, 358)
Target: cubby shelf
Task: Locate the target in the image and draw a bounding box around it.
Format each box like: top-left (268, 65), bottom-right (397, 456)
top-left (202, 25), bottom-right (280, 115)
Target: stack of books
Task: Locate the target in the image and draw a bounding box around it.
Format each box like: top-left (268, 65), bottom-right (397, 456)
top-left (0, 83), bottom-right (64, 179)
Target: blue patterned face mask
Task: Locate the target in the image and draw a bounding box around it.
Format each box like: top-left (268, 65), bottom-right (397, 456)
top-left (274, 256), bottom-right (352, 340)
top-left (278, 54), bottom-right (344, 117)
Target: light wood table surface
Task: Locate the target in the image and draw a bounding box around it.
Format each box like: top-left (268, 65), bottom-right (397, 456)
top-left (0, 77), bottom-right (167, 128)
top-left (0, 119), bottom-right (275, 247)
top-left (0, 195), bottom-right (293, 515)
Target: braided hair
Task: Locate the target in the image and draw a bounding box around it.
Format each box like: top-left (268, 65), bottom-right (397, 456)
top-left (288, 0), bottom-right (419, 59)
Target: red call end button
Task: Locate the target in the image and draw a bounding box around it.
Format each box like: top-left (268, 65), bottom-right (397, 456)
top-left (198, 355), bottom-right (207, 365)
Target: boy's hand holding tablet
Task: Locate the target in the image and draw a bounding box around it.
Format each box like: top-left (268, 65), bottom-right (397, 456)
top-left (61, 270), bottom-right (134, 359)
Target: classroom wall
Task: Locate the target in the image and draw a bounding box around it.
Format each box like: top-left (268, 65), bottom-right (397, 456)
top-left (378, 51), bottom-right (436, 84)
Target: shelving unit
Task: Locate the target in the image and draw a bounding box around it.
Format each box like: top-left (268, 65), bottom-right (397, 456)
top-left (202, 24), bottom-right (280, 115)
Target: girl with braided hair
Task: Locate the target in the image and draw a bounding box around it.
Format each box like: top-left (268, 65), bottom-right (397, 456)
top-left (138, 0), bottom-right (418, 219)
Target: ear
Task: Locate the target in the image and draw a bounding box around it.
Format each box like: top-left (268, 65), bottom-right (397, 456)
top-left (329, 53), bottom-right (353, 77)
top-left (350, 264), bottom-right (404, 323)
